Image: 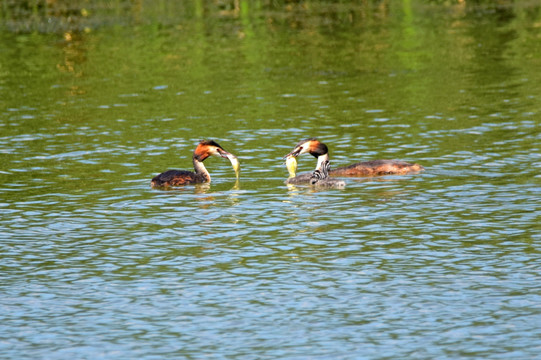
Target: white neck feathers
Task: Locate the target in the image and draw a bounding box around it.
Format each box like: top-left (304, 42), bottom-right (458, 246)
top-left (316, 153), bottom-right (329, 171)
top-left (193, 158), bottom-right (211, 182)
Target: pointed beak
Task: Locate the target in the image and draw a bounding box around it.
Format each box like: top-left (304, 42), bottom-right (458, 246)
top-left (283, 146), bottom-right (302, 159)
top-left (216, 148), bottom-right (231, 159)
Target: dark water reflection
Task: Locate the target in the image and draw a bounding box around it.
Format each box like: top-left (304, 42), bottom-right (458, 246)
top-left (1, 1), bottom-right (541, 359)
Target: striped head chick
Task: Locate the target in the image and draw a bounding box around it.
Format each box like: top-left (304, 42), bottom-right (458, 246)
top-left (310, 160), bottom-right (346, 188)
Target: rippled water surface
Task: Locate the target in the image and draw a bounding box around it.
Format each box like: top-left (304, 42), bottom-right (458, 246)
top-left (1, 1), bottom-right (540, 359)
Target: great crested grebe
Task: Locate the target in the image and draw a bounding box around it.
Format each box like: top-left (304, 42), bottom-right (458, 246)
top-left (151, 140), bottom-right (240, 187)
top-left (285, 156), bottom-right (346, 187)
top-left (284, 138), bottom-right (423, 182)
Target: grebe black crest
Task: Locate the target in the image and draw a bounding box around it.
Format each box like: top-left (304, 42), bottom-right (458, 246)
top-left (151, 140), bottom-right (240, 187)
top-left (284, 138), bottom-right (424, 178)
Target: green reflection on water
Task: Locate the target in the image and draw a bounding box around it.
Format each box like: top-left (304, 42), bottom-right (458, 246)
top-left (1, 0), bottom-right (540, 189)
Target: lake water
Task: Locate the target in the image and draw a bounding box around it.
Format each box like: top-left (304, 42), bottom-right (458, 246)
top-left (1, 1), bottom-right (540, 359)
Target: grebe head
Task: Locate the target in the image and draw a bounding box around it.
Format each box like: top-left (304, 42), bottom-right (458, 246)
top-left (194, 140), bottom-right (240, 177)
top-left (194, 140), bottom-right (228, 161)
top-left (284, 138), bottom-right (328, 159)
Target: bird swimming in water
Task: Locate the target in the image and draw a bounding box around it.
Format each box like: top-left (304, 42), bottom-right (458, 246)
top-left (284, 138), bottom-right (423, 182)
top-left (151, 140), bottom-right (240, 187)
top-left (285, 155), bottom-right (346, 188)
top-left (308, 159), bottom-right (346, 188)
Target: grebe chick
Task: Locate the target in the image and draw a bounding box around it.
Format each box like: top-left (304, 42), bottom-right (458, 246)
top-left (284, 138), bottom-right (424, 177)
top-left (285, 156), bottom-right (345, 188)
top-left (151, 140), bottom-right (240, 187)
top-left (309, 160), bottom-right (346, 188)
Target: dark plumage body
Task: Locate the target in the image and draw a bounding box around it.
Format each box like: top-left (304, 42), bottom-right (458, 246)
top-left (151, 169), bottom-right (208, 187)
top-left (285, 174), bottom-right (311, 185)
top-left (331, 159), bottom-right (424, 176)
top-left (286, 159), bottom-right (423, 183)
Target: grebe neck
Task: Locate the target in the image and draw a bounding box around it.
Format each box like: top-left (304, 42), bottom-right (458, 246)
top-left (193, 158), bottom-right (211, 182)
top-left (316, 153), bottom-right (329, 171)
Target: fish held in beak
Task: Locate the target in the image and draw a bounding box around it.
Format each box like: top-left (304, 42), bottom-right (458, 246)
top-left (285, 156), bottom-right (297, 179)
top-left (226, 153), bottom-right (240, 178)
top-left (214, 147), bottom-right (240, 178)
